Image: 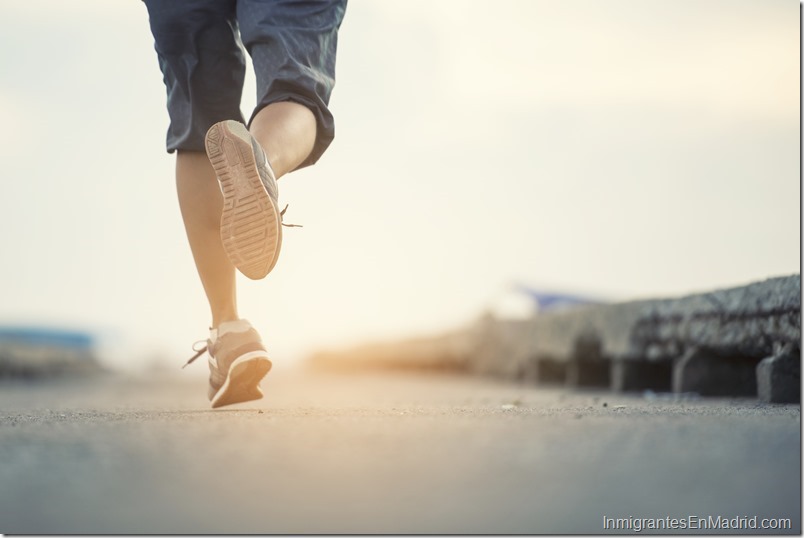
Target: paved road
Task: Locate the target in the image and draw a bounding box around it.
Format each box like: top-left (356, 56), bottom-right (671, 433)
top-left (0, 366), bottom-right (799, 534)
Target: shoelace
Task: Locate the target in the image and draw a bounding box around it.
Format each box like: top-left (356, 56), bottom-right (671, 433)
top-left (182, 340), bottom-right (208, 369)
top-left (280, 204), bottom-right (302, 228)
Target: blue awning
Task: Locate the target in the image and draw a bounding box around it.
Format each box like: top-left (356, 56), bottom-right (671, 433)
top-left (0, 327), bottom-right (94, 349)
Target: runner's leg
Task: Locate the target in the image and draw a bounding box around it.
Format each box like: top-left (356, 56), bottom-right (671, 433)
top-left (238, 0), bottom-right (347, 177)
top-left (144, 0), bottom-right (245, 326)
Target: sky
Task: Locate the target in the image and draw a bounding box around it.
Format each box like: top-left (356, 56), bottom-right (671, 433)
top-left (0, 0), bottom-right (799, 371)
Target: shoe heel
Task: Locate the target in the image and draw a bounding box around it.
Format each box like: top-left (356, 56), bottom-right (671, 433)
top-left (210, 356), bottom-right (272, 409)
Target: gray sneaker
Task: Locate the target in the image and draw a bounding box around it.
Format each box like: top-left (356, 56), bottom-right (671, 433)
top-left (184, 319), bottom-right (272, 409)
top-left (204, 120), bottom-right (297, 280)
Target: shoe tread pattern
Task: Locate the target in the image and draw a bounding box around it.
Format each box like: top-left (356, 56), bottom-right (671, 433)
top-left (205, 121), bottom-right (282, 280)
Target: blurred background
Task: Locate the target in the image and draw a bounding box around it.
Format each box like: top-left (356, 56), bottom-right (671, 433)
top-left (0, 0), bottom-right (799, 373)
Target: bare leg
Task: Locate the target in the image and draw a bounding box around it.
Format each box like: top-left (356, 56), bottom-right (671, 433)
top-left (250, 101), bottom-right (317, 178)
top-left (176, 151), bottom-right (238, 328)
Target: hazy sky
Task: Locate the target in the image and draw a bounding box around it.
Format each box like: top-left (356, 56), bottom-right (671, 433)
top-left (0, 0), bottom-right (799, 370)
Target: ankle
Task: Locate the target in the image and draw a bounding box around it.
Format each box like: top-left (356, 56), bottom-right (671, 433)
top-left (216, 319), bottom-right (253, 335)
top-left (212, 313), bottom-right (240, 330)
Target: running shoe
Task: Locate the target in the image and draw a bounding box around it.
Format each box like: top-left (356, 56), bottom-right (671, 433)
top-left (204, 120), bottom-right (297, 280)
top-left (184, 319), bottom-right (272, 409)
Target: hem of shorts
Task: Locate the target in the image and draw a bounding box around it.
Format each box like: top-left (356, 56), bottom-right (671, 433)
top-left (248, 94), bottom-right (334, 171)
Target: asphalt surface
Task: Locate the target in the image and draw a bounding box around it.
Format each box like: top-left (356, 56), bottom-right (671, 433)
top-left (0, 366), bottom-right (800, 534)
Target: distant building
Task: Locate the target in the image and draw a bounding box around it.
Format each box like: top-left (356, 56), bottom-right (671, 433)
top-left (0, 326), bottom-right (100, 378)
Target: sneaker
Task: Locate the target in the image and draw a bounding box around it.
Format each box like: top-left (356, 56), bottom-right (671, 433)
top-left (184, 319), bottom-right (273, 409)
top-left (204, 120), bottom-right (287, 280)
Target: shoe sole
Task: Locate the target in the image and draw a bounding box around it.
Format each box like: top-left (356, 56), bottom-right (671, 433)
top-left (211, 355), bottom-right (273, 409)
top-left (205, 121), bottom-right (282, 280)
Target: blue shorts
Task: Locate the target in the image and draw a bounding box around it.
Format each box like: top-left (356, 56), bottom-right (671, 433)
top-left (144, 0), bottom-right (346, 169)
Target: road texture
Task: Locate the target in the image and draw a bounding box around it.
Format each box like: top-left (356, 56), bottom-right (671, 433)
top-left (0, 366), bottom-right (800, 534)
